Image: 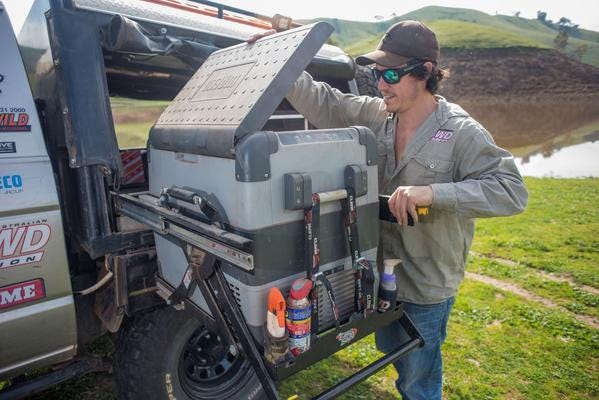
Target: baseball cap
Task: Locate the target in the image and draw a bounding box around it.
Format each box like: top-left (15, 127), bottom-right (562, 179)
top-left (355, 20), bottom-right (440, 67)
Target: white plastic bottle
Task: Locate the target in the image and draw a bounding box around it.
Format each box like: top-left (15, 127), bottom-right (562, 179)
top-left (378, 259), bottom-right (399, 312)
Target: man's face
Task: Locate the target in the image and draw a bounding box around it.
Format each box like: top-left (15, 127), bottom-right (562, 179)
top-left (375, 62), bottom-right (430, 114)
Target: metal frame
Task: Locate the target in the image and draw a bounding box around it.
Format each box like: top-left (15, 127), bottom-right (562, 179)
top-left (115, 191), bottom-right (425, 400)
top-left (115, 192), bottom-right (254, 270)
top-left (186, 0), bottom-right (301, 28)
top-left (173, 243), bottom-right (423, 400)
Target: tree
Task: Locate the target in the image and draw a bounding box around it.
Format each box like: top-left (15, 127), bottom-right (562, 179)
top-left (575, 43), bottom-right (589, 61)
top-left (554, 28), bottom-right (569, 50)
top-left (537, 11), bottom-right (547, 22)
top-left (558, 17), bottom-right (571, 25)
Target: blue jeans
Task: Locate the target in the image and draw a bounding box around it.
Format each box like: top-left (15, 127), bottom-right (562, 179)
top-left (375, 298), bottom-right (455, 400)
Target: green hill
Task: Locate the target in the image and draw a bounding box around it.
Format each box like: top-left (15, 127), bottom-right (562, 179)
top-left (312, 6), bottom-right (599, 67)
top-left (345, 20), bottom-right (545, 56)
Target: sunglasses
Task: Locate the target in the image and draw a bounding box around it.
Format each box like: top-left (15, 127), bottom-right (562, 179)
top-left (371, 61), bottom-right (425, 84)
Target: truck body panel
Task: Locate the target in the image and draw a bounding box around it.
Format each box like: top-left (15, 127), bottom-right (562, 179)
top-left (0, 3), bottom-right (77, 379)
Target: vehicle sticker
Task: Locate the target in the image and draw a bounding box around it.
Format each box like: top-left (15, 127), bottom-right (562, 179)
top-left (0, 222), bottom-right (51, 270)
top-left (0, 141), bottom-right (16, 154)
top-left (183, 267), bottom-right (193, 288)
top-left (336, 328), bottom-right (358, 346)
top-left (0, 278), bottom-right (46, 310)
top-left (0, 107), bottom-right (31, 132)
top-left (0, 174), bottom-right (23, 194)
top-left (121, 149), bottom-right (146, 185)
top-left (430, 129), bottom-right (454, 143)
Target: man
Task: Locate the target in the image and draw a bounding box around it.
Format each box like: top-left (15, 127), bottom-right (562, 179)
top-left (254, 20), bottom-right (528, 399)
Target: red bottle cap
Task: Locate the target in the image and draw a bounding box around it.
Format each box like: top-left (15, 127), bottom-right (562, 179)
top-left (289, 278), bottom-right (313, 300)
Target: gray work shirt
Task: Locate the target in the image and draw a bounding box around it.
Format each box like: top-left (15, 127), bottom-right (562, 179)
top-left (286, 72), bottom-right (528, 304)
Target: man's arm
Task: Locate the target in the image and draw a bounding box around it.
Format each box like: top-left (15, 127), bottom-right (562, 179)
top-left (286, 71), bottom-right (387, 131)
top-left (430, 120), bottom-right (528, 218)
top-left (247, 29), bottom-right (386, 130)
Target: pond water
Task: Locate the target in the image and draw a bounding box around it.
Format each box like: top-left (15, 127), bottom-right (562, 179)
top-left (109, 95), bottom-right (599, 178)
top-left (461, 98), bottom-right (599, 179)
top-left (514, 141), bottom-right (599, 178)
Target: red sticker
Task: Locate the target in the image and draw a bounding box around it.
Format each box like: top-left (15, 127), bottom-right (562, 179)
top-left (120, 150), bottom-right (146, 185)
top-left (0, 278), bottom-right (46, 309)
top-left (0, 112), bottom-right (31, 132)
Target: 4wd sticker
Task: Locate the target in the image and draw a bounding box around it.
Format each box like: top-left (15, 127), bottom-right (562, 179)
top-left (0, 222), bottom-right (51, 270)
top-left (0, 279), bottom-right (46, 310)
top-left (0, 108), bottom-right (31, 132)
top-left (0, 141), bottom-right (17, 154)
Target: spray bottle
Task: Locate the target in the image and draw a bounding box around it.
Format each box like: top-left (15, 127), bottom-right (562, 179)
top-left (378, 259), bottom-right (399, 312)
top-left (264, 287), bottom-right (288, 364)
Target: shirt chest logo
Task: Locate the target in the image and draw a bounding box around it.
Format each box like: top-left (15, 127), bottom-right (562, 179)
top-left (430, 129), bottom-right (454, 143)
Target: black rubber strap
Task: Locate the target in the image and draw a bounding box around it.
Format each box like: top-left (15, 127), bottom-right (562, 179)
top-left (305, 193), bottom-right (342, 334)
top-left (342, 187), bottom-right (365, 311)
top-left (358, 259), bottom-right (376, 315)
top-left (342, 188), bottom-right (361, 264)
top-left (342, 187), bottom-right (376, 315)
top-left (310, 280), bottom-right (320, 334)
top-left (304, 193), bottom-right (321, 280)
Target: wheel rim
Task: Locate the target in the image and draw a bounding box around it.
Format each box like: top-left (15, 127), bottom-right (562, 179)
top-left (178, 326), bottom-right (253, 399)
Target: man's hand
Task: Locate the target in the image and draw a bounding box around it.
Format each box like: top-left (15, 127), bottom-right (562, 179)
top-left (247, 29), bottom-right (277, 44)
top-left (388, 186), bottom-right (433, 225)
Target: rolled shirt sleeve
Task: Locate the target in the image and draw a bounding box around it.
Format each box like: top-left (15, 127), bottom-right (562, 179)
top-left (286, 71), bottom-right (387, 133)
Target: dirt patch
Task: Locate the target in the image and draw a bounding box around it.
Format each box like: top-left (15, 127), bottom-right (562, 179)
top-left (471, 251), bottom-right (599, 296)
top-left (536, 271), bottom-right (599, 296)
top-left (439, 47), bottom-right (599, 98)
top-left (465, 272), bottom-right (599, 330)
top-left (470, 251), bottom-right (518, 267)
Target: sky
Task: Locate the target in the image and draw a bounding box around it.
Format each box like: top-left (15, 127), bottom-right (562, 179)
top-left (4, 0), bottom-right (599, 34)
top-left (224, 0), bottom-right (599, 30)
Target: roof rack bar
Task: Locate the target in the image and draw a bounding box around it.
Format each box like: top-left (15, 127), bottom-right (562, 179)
top-left (187, 0), bottom-right (302, 27)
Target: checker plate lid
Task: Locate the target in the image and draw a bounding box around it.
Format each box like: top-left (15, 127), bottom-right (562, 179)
top-left (151, 22), bottom-right (334, 158)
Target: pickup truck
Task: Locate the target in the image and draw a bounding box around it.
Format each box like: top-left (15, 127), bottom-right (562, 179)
top-left (0, 1), bottom-right (420, 399)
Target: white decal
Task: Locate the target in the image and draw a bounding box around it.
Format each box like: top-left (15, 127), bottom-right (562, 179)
top-left (0, 224), bottom-right (51, 269)
top-left (183, 268), bottom-right (192, 288)
top-left (0, 252), bottom-right (44, 269)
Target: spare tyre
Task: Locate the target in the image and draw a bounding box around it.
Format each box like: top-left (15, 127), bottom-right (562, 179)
top-left (114, 307), bottom-right (265, 400)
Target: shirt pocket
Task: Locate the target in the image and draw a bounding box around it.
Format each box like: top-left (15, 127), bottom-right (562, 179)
top-left (407, 156), bottom-right (454, 185)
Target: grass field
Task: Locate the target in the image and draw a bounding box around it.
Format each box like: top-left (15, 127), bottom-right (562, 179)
top-left (110, 97), bottom-right (168, 148)
top-left (278, 177), bottom-right (599, 399)
top-left (3, 178), bottom-right (597, 399)
top-left (472, 178), bottom-right (599, 288)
